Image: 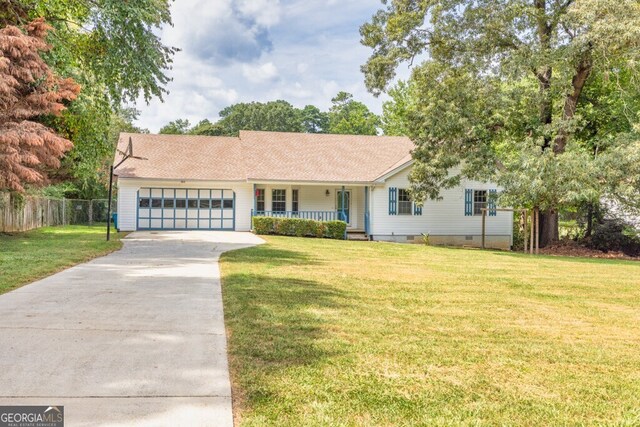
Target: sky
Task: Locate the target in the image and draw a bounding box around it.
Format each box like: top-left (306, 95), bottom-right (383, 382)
top-left (133, 0), bottom-right (408, 133)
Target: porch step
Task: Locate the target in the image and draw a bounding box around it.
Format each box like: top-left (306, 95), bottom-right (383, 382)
top-left (347, 232), bottom-right (369, 241)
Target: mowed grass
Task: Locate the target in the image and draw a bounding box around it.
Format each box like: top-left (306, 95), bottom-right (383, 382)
top-left (220, 236), bottom-right (640, 426)
top-left (0, 225), bottom-right (125, 294)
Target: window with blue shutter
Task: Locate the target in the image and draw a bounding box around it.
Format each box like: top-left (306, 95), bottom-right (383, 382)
top-left (489, 189), bottom-right (497, 216)
top-left (464, 189), bottom-right (473, 216)
top-left (414, 203), bottom-right (422, 216)
top-left (389, 187), bottom-right (397, 215)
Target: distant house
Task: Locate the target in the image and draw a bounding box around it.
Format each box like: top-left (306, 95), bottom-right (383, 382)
top-left (114, 131), bottom-right (513, 249)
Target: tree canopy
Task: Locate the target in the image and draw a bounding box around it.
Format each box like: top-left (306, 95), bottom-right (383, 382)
top-left (159, 119), bottom-right (192, 135)
top-left (361, 0), bottom-right (640, 245)
top-left (328, 91), bottom-right (379, 135)
top-left (0, 19), bottom-right (80, 192)
top-left (0, 0), bottom-right (175, 197)
top-left (159, 93), bottom-right (380, 138)
top-left (213, 100), bottom-right (305, 136)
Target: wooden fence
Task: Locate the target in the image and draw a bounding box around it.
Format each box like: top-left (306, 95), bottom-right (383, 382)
top-left (0, 193), bottom-right (67, 233)
top-left (0, 194), bottom-right (115, 233)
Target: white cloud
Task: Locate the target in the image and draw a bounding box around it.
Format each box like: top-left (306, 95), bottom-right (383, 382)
top-left (135, 0), bottom-right (393, 132)
top-left (236, 0), bottom-right (281, 27)
top-left (242, 62), bottom-right (279, 83)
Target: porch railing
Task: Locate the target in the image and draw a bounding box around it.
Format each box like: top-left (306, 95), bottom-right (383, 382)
top-left (253, 210), bottom-right (341, 222)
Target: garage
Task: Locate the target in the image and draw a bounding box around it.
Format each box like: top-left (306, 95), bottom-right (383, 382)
top-left (137, 187), bottom-right (235, 230)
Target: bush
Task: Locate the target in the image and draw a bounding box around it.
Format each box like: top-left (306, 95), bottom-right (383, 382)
top-left (252, 217), bottom-right (276, 235)
top-left (252, 217), bottom-right (346, 240)
top-left (589, 219), bottom-right (640, 257)
top-left (323, 220), bottom-right (347, 240)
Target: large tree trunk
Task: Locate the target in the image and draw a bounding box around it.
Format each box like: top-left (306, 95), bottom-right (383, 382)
top-left (554, 52), bottom-right (593, 153)
top-left (538, 209), bottom-right (559, 248)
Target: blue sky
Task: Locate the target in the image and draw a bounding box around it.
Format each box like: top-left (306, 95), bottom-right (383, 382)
top-left (134, 0), bottom-right (408, 132)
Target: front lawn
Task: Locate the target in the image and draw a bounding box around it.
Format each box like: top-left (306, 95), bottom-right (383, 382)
top-left (0, 225), bottom-right (125, 294)
top-left (221, 237), bottom-right (640, 426)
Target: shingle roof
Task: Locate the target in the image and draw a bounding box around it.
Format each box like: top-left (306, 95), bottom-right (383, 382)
top-left (114, 133), bottom-right (246, 181)
top-left (114, 131), bottom-right (415, 183)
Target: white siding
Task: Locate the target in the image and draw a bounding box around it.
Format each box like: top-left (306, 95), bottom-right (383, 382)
top-left (370, 166), bottom-right (513, 243)
top-left (116, 183), bottom-right (138, 231)
top-left (115, 178), bottom-right (254, 231)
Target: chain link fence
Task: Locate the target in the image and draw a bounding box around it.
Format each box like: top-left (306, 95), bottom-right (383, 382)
top-left (0, 194), bottom-right (117, 232)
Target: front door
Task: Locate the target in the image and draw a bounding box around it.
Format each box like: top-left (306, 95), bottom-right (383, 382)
top-left (336, 190), bottom-right (351, 224)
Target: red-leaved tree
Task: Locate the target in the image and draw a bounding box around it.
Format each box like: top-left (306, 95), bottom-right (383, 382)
top-left (0, 18), bottom-right (80, 192)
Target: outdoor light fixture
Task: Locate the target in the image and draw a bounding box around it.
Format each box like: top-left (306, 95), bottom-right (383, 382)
top-left (325, 189), bottom-right (330, 197)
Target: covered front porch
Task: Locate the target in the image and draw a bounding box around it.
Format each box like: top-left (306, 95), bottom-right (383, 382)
top-left (250, 183), bottom-right (371, 234)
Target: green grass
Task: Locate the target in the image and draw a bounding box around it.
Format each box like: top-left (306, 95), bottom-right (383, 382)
top-left (220, 237), bottom-right (640, 426)
top-left (0, 225), bottom-right (125, 294)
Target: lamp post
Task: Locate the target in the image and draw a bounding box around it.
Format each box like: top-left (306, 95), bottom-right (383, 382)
top-left (107, 137), bottom-right (147, 241)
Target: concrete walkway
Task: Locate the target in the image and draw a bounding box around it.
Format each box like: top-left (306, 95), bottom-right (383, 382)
top-left (0, 231), bottom-right (264, 426)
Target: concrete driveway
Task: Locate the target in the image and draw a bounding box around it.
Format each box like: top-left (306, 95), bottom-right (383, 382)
top-left (0, 231), bottom-right (264, 426)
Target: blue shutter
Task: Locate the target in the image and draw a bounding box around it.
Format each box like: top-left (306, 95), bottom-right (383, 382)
top-left (464, 189), bottom-right (473, 216)
top-left (389, 187), bottom-right (397, 215)
top-left (414, 203), bottom-right (422, 216)
top-left (489, 189), bottom-right (497, 216)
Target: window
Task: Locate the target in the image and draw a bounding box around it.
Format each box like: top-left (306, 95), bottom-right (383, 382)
top-left (474, 190), bottom-right (487, 215)
top-left (188, 199), bottom-right (198, 209)
top-left (272, 189), bottom-right (286, 212)
top-left (223, 199), bottom-right (234, 209)
top-left (151, 198), bottom-right (162, 208)
top-left (212, 199), bottom-right (222, 209)
top-left (163, 199), bottom-right (174, 208)
top-left (398, 189), bottom-right (412, 215)
top-left (176, 199), bottom-right (186, 208)
top-left (139, 198), bottom-right (150, 208)
top-left (256, 188), bottom-right (265, 212)
top-left (199, 199), bottom-right (210, 209)
top-left (292, 189), bottom-right (299, 213)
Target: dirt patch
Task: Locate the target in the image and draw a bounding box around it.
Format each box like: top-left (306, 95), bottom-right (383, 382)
top-left (539, 240), bottom-right (639, 261)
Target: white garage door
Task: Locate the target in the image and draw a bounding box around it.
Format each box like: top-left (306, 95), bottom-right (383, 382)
top-left (137, 188), bottom-right (235, 230)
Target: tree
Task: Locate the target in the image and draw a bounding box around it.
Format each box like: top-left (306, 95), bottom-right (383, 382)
top-left (0, 19), bottom-right (80, 192)
top-left (328, 92), bottom-right (379, 135)
top-left (190, 119), bottom-right (224, 136)
top-left (380, 81), bottom-right (410, 136)
top-left (300, 105), bottom-right (329, 133)
top-left (214, 101), bottom-right (305, 136)
top-left (159, 119), bottom-right (192, 135)
top-left (361, 0), bottom-right (640, 246)
top-left (0, 0), bottom-right (176, 197)
top-left (1, 0), bottom-right (176, 104)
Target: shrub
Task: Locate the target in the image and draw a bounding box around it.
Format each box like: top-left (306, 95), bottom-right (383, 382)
top-left (323, 220), bottom-right (347, 240)
top-left (252, 217), bottom-right (346, 240)
top-left (252, 217), bottom-right (276, 235)
top-left (589, 219), bottom-right (640, 257)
